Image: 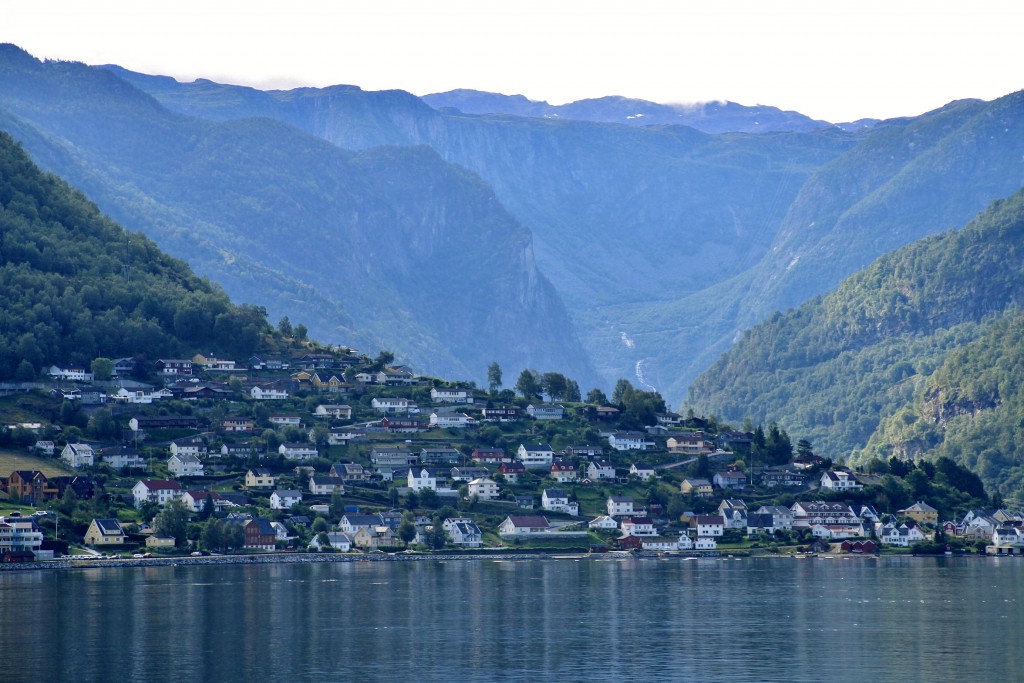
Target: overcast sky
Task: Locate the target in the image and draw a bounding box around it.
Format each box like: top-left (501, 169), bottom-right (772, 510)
top-left (6, 0), bottom-right (1023, 122)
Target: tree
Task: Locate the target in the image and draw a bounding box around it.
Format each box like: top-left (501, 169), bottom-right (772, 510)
top-left (398, 517), bottom-right (417, 545)
top-left (14, 359), bottom-right (35, 382)
top-left (563, 380), bottom-right (581, 403)
top-left (154, 498), bottom-right (191, 547)
top-left (612, 379), bottom-right (634, 406)
top-left (586, 388), bottom-right (607, 405)
top-left (312, 517), bottom-right (329, 534)
top-left (201, 519), bottom-right (224, 550)
top-left (418, 488), bottom-right (439, 508)
top-left (487, 362), bottom-right (503, 393)
top-left (90, 357), bottom-right (114, 381)
top-left (374, 350), bottom-right (395, 368)
top-left (796, 439), bottom-right (814, 459)
top-left (277, 316), bottom-right (293, 337)
top-left (294, 323), bottom-right (308, 341)
top-left (198, 492), bottom-right (214, 521)
top-left (542, 372), bottom-right (568, 401)
top-left (515, 369), bottom-right (542, 400)
top-left (87, 408), bottom-right (117, 440)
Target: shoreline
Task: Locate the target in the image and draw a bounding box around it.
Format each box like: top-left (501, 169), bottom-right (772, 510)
top-left (0, 548), bottom-right (728, 572)
top-left (0, 548), bottom-right (976, 573)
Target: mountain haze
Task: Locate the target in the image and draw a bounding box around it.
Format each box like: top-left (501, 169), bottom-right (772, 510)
top-left (421, 89), bottom-right (834, 134)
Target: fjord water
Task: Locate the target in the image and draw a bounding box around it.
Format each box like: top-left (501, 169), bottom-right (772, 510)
top-left (2, 556), bottom-right (1021, 682)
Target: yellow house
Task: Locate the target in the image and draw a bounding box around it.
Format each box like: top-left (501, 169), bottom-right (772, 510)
top-left (245, 468), bottom-right (277, 489)
top-left (146, 535), bottom-right (176, 549)
top-left (85, 519), bottom-right (126, 546)
top-left (898, 501), bottom-right (938, 526)
top-left (681, 479), bottom-right (713, 497)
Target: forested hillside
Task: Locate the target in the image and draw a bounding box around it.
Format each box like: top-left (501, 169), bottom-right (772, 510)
top-left (0, 131), bottom-right (272, 376)
top-left (687, 189), bottom-right (1024, 497)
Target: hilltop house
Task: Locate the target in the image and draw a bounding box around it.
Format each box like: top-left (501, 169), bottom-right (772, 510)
top-left (516, 443), bottom-right (554, 469)
top-left (541, 489), bottom-right (579, 516)
top-left (820, 470), bottom-right (862, 491)
top-left (587, 460), bottom-right (616, 481)
top-left (527, 404), bottom-right (564, 420)
top-left (279, 443), bottom-right (319, 460)
top-left (270, 489), bottom-right (303, 510)
top-left (84, 519), bottom-right (126, 546)
top-left (607, 431), bottom-right (654, 451)
top-left (132, 480), bottom-right (182, 508)
top-left (467, 477), bottom-right (500, 501)
top-left (60, 443), bottom-right (95, 468)
top-left (167, 453), bottom-right (204, 478)
top-left (430, 387), bottom-right (474, 404)
top-left (498, 515), bottom-right (551, 537)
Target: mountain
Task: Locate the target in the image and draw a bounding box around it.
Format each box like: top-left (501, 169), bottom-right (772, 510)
top-left (686, 189), bottom-right (1024, 498)
top-left (0, 129), bottom-right (275, 376)
top-left (642, 92), bottom-right (1024, 400)
top-left (421, 89), bottom-right (833, 134)
top-left (10, 48), bottom-right (1024, 404)
top-left (98, 64), bottom-right (1024, 404)
top-left (96, 61), bottom-right (858, 393)
top-left (0, 45), bottom-right (596, 387)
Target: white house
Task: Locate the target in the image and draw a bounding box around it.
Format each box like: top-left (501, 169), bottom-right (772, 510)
top-left (48, 366), bottom-right (94, 382)
top-left (443, 518), bottom-right (483, 547)
top-left (308, 475), bottom-right (345, 495)
top-left (270, 489), bottom-right (303, 510)
top-left (429, 411), bottom-right (474, 429)
top-left (467, 477), bottom-right (500, 501)
top-left (516, 443), bottom-right (554, 469)
top-left (586, 460), bottom-right (616, 481)
top-left (629, 463), bottom-right (656, 481)
top-left (430, 387), bottom-right (474, 404)
top-left (279, 443), bottom-right (319, 460)
top-left (167, 453), bottom-right (204, 478)
top-left (371, 397), bottom-right (410, 414)
top-left (60, 443), bottom-right (95, 468)
top-left (99, 446), bottom-right (145, 470)
top-left (641, 536), bottom-right (680, 551)
top-left (408, 467), bottom-right (447, 492)
top-left (607, 496), bottom-right (636, 517)
top-left (309, 531), bottom-right (354, 552)
top-left (620, 517), bottom-right (657, 537)
top-left (169, 437), bottom-right (205, 458)
top-left (314, 404), bottom-right (352, 419)
top-left (132, 480), bottom-right (182, 508)
top-left (676, 533), bottom-right (694, 550)
top-left (250, 384), bottom-right (289, 400)
top-left (607, 431), bottom-right (655, 451)
top-left (542, 489), bottom-right (579, 516)
top-left (498, 515), bottom-right (551, 537)
top-left (526, 404), bottom-right (564, 420)
top-left (694, 536), bottom-right (718, 550)
top-left (693, 515), bottom-right (725, 537)
top-left (588, 515), bottom-right (619, 530)
top-left (820, 470), bottom-right (862, 491)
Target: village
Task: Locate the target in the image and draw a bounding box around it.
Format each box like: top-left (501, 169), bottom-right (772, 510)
top-left (1, 349), bottom-right (1020, 565)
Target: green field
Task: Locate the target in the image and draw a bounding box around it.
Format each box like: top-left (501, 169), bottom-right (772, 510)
top-left (0, 449), bottom-right (72, 478)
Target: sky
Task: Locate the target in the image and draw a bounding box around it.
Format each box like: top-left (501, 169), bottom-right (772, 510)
top-left (6, 0), bottom-right (1024, 123)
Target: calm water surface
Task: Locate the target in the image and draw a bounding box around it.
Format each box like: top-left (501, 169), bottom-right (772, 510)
top-left (2, 555), bottom-right (1022, 682)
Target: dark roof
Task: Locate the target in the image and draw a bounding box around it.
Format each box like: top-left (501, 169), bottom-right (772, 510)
top-left (505, 515), bottom-right (550, 528)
